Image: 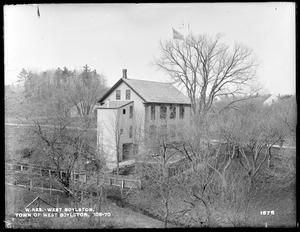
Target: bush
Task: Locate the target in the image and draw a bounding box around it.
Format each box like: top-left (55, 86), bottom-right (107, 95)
top-left (19, 148), bottom-right (35, 158)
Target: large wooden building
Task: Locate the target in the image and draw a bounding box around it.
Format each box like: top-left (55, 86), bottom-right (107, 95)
top-left (97, 69), bottom-right (191, 162)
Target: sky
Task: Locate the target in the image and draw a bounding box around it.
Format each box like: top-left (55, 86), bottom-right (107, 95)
top-left (4, 3), bottom-right (296, 95)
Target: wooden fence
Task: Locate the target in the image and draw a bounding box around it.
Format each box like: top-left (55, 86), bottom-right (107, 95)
top-left (5, 162), bottom-right (141, 191)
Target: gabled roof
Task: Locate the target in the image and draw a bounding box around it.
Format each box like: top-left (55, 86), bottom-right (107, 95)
top-left (263, 94), bottom-right (279, 105)
top-left (98, 78), bottom-right (191, 105)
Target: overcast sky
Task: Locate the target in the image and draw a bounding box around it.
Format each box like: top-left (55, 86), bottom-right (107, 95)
top-left (4, 3), bottom-right (295, 95)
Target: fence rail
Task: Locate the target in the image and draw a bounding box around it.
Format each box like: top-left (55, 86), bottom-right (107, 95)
top-left (5, 162), bottom-right (141, 191)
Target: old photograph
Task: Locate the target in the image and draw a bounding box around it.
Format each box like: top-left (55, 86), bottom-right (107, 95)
top-left (4, 3), bottom-right (296, 228)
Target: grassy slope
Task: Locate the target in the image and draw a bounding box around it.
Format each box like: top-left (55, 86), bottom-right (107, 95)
top-left (5, 124), bottom-right (38, 162)
top-left (5, 185), bottom-right (169, 229)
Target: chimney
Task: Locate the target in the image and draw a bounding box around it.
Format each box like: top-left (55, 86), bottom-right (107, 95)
top-left (122, 69), bottom-right (127, 79)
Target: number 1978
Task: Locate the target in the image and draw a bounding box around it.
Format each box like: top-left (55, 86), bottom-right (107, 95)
top-left (260, 210), bottom-right (275, 215)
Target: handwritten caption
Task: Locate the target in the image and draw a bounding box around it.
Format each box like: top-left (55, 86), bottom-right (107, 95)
top-left (14, 208), bottom-right (111, 218)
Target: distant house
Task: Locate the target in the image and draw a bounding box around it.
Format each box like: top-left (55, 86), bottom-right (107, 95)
top-left (263, 94), bottom-right (279, 106)
top-left (97, 69), bottom-right (191, 162)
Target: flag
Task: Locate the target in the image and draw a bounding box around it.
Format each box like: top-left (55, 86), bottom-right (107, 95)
top-left (37, 6), bottom-right (40, 18)
top-left (172, 28), bottom-right (184, 40)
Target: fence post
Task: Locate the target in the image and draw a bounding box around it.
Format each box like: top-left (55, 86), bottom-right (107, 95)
top-left (50, 182), bottom-right (52, 195)
top-left (267, 148), bottom-right (271, 168)
top-left (41, 180), bottom-right (44, 192)
top-left (121, 179), bottom-right (124, 189)
top-left (20, 165), bottom-right (23, 171)
top-left (40, 168), bottom-right (42, 177)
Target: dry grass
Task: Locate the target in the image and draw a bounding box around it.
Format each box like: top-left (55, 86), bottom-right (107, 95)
top-left (5, 185), bottom-right (170, 229)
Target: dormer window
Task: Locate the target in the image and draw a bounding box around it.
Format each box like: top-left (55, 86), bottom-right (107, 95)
top-left (116, 90), bottom-right (121, 100)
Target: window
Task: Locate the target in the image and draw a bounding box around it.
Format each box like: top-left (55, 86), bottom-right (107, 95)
top-left (126, 90), bottom-right (131, 100)
top-left (129, 126), bottom-right (133, 138)
top-left (170, 105), bottom-right (176, 119)
top-left (160, 105), bottom-right (167, 119)
top-left (151, 105), bottom-right (155, 120)
top-left (120, 129), bottom-right (123, 135)
top-left (123, 109), bottom-right (126, 114)
top-left (179, 106), bottom-right (185, 119)
top-left (74, 174), bottom-right (79, 181)
top-left (116, 90), bottom-right (121, 100)
top-left (129, 106), bottom-right (133, 118)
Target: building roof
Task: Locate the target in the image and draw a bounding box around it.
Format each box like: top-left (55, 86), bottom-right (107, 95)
top-left (263, 94), bottom-right (279, 105)
top-left (98, 101), bottom-right (133, 109)
top-left (70, 101), bottom-right (98, 110)
top-left (98, 78), bottom-right (191, 105)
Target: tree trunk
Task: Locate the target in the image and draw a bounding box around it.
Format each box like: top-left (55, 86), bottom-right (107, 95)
top-left (194, 195), bottom-right (213, 227)
top-left (164, 200), bottom-right (169, 228)
top-left (116, 151), bottom-right (119, 177)
top-left (202, 199), bottom-right (212, 226)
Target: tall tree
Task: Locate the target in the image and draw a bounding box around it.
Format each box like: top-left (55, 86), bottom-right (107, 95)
top-left (31, 114), bottom-right (102, 191)
top-left (137, 121), bottom-right (187, 228)
top-left (17, 68), bottom-right (32, 97)
top-left (54, 67), bottom-right (63, 89)
top-left (154, 33), bottom-right (259, 116)
top-left (217, 100), bottom-right (286, 185)
top-left (65, 65), bottom-right (107, 118)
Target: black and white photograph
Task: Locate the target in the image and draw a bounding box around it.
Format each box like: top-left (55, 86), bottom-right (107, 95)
top-left (4, 3), bottom-right (296, 228)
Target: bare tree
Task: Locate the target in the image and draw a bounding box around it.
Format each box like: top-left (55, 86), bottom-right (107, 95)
top-left (217, 100), bottom-right (286, 186)
top-left (154, 33), bottom-right (259, 116)
top-left (8, 66), bottom-right (107, 122)
top-left (136, 122), bottom-right (186, 228)
top-left (31, 115), bottom-right (101, 190)
top-left (64, 65), bottom-right (107, 119)
top-left (271, 95), bottom-right (296, 143)
top-left (164, 117), bottom-right (221, 227)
